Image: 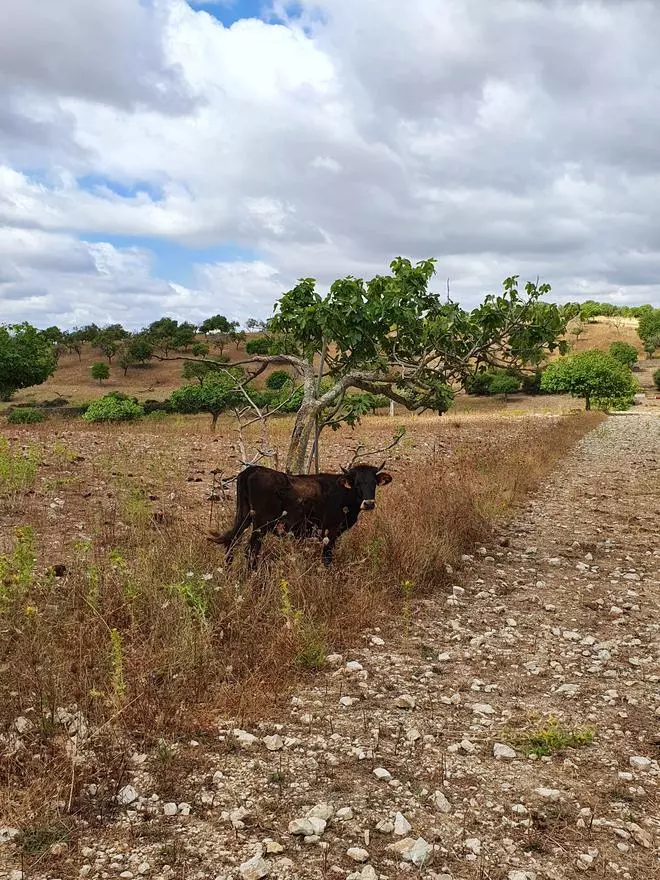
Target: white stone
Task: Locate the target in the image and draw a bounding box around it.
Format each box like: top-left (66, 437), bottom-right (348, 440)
top-left (360, 867), bottom-right (378, 880)
top-left (534, 787), bottom-right (561, 801)
top-left (288, 818), bottom-right (316, 836)
top-left (373, 767), bottom-right (392, 781)
top-left (437, 652), bottom-right (451, 662)
top-left (117, 785), bottom-right (139, 806)
top-left (472, 703), bottom-right (495, 715)
top-left (346, 847), bottom-right (369, 863)
top-left (336, 807), bottom-right (354, 821)
top-left (394, 812), bottom-right (412, 836)
top-left (376, 819), bottom-right (395, 834)
top-left (137, 864), bottom-right (150, 875)
top-left (263, 735), bottom-right (283, 752)
top-left (395, 694), bottom-right (416, 710)
top-left (163, 802), bottom-right (178, 816)
top-left (494, 743), bottom-right (516, 761)
top-left (465, 838), bottom-right (481, 855)
top-left (0, 827), bottom-right (21, 844)
top-left (346, 661), bottom-right (363, 672)
top-left (307, 803), bottom-right (334, 821)
top-left (405, 837), bottom-right (431, 868)
top-left (629, 755), bottom-right (652, 771)
top-left (239, 854), bottom-right (270, 880)
top-left (339, 696), bottom-right (357, 707)
top-left (434, 790), bottom-right (452, 813)
top-left (370, 636), bottom-right (385, 646)
top-left (508, 871), bottom-right (537, 880)
top-left (264, 840), bottom-right (284, 854)
top-left (233, 729), bottom-right (258, 747)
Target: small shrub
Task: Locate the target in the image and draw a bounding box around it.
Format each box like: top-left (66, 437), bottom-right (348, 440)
top-left (653, 368), bottom-right (660, 391)
top-left (266, 369), bottom-right (291, 390)
top-left (520, 370), bottom-right (544, 395)
top-left (246, 336), bottom-right (273, 356)
top-left (7, 407), bottom-right (45, 424)
top-left (512, 717), bottom-right (594, 757)
top-left (464, 371), bottom-right (495, 395)
top-left (91, 361), bottom-right (110, 384)
top-left (82, 394), bottom-right (144, 422)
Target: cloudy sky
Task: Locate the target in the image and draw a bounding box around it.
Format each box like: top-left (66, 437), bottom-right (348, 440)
top-left (1, 0), bottom-right (659, 330)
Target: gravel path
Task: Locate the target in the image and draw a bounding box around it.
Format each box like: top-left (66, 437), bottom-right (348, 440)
top-left (5, 414), bottom-right (660, 880)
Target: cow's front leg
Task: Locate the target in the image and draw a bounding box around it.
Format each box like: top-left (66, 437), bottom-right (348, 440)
top-left (247, 529), bottom-right (264, 569)
top-left (321, 532), bottom-right (337, 567)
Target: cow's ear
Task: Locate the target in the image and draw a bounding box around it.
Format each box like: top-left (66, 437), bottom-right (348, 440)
top-left (376, 471), bottom-right (392, 486)
top-left (338, 475), bottom-right (353, 489)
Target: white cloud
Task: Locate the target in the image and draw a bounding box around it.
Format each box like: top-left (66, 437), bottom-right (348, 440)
top-left (1, 0), bottom-right (660, 330)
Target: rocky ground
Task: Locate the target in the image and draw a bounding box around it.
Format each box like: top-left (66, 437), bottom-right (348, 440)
top-left (3, 413), bottom-right (660, 880)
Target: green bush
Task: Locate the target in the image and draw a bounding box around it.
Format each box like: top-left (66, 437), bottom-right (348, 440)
top-left (245, 337), bottom-right (273, 356)
top-left (520, 370), bottom-right (544, 395)
top-left (7, 407), bottom-right (46, 424)
top-left (91, 361), bottom-right (110, 384)
top-left (488, 373), bottom-right (521, 400)
top-left (266, 369), bottom-right (291, 390)
top-left (82, 394), bottom-right (144, 422)
top-left (608, 341), bottom-right (638, 368)
top-left (653, 368), bottom-right (660, 391)
top-left (464, 371), bottom-right (496, 395)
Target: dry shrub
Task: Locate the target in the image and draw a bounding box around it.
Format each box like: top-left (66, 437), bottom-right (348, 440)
top-left (0, 411), bottom-right (602, 822)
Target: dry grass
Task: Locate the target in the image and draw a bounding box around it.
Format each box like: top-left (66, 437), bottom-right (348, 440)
top-left (0, 410), bottom-right (602, 837)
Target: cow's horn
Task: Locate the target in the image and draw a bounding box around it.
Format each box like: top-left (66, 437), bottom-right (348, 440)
top-left (377, 461), bottom-right (386, 472)
top-left (341, 466), bottom-right (350, 475)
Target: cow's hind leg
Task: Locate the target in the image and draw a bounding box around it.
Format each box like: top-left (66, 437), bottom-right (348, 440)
top-left (247, 528), bottom-right (265, 569)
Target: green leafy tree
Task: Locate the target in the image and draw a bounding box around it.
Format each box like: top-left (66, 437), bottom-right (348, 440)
top-left (62, 330), bottom-right (84, 361)
top-left (653, 368), bottom-right (660, 391)
top-left (637, 309), bottom-right (660, 352)
top-left (245, 336), bottom-right (275, 356)
top-left (147, 317), bottom-right (179, 356)
top-left (608, 341), bottom-right (638, 368)
top-left (199, 315), bottom-right (238, 335)
top-left (246, 318), bottom-right (267, 331)
top-left (643, 334), bottom-right (660, 359)
top-left (182, 359), bottom-right (226, 385)
top-left (96, 331), bottom-right (118, 363)
top-left (91, 361), bottom-right (110, 385)
top-left (0, 323), bottom-right (58, 401)
top-left (128, 334), bottom-right (154, 365)
top-left (232, 329), bottom-right (247, 350)
top-left (191, 342), bottom-right (210, 358)
top-left (541, 350), bottom-right (638, 410)
top-left (170, 371), bottom-right (244, 430)
top-left (488, 373), bottom-right (521, 402)
top-left (173, 322), bottom-right (197, 350)
top-left (248, 260), bottom-right (571, 472)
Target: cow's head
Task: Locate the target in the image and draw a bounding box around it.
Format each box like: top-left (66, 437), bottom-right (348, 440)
top-left (340, 462), bottom-right (393, 510)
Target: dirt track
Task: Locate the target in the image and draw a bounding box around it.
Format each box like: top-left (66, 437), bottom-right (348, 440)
top-left (3, 413), bottom-right (660, 880)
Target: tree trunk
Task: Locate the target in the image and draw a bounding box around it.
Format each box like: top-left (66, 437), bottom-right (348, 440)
top-left (585, 395), bottom-right (591, 411)
top-left (286, 404), bottom-right (317, 473)
top-left (211, 411), bottom-right (219, 432)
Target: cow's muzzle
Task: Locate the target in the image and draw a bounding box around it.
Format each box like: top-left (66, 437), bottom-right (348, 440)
top-left (361, 499), bottom-right (376, 511)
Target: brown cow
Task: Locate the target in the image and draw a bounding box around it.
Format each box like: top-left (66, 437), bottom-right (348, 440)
top-left (210, 463), bottom-right (393, 567)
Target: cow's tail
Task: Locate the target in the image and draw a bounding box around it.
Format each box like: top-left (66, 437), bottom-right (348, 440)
top-left (208, 467), bottom-right (253, 549)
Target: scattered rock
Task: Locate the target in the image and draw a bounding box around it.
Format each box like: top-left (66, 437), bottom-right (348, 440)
top-left (117, 785), bottom-right (139, 806)
top-left (239, 853), bottom-right (270, 880)
top-left (346, 846), bottom-right (370, 863)
top-left (394, 812), bottom-right (412, 836)
top-left (494, 742), bottom-right (517, 761)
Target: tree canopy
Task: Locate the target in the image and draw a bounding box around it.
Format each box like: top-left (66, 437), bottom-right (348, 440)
top-left (540, 349), bottom-right (638, 410)
top-left (170, 370), bottom-right (245, 430)
top-left (0, 323), bottom-right (57, 401)
top-left (211, 258), bottom-right (574, 472)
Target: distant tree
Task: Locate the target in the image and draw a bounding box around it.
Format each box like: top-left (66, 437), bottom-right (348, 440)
top-left (147, 317), bottom-right (179, 356)
top-left (182, 359), bottom-right (228, 385)
top-left (637, 309), bottom-right (660, 354)
top-left (232, 329), bottom-right (247, 350)
top-left (541, 350), bottom-right (638, 411)
top-left (199, 315), bottom-right (238, 335)
top-left (211, 332), bottom-right (232, 356)
top-left (570, 320), bottom-right (585, 350)
top-left (104, 323), bottom-right (129, 340)
top-left (245, 336), bottom-right (274, 356)
top-left (170, 370), bottom-right (244, 431)
top-left (77, 323), bottom-right (101, 343)
top-left (62, 330), bottom-right (84, 361)
top-left (608, 341), bottom-right (638, 368)
top-left (653, 368), bottom-right (660, 391)
top-left (643, 334), bottom-right (660, 359)
top-left (42, 326), bottom-right (64, 345)
top-left (0, 323), bottom-right (58, 401)
top-left (173, 321), bottom-right (197, 350)
top-left (191, 342), bottom-right (210, 358)
top-left (245, 318), bottom-right (267, 331)
top-left (128, 334), bottom-right (154, 365)
top-left (488, 372), bottom-right (521, 403)
top-left (91, 361), bottom-right (110, 385)
top-left (266, 369), bottom-right (292, 390)
top-left (117, 346), bottom-right (136, 377)
top-left (96, 331), bottom-right (118, 363)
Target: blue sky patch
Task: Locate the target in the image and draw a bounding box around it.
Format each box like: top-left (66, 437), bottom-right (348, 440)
top-left (83, 234), bottom-right (258, 286)
top-left (78, 174), bottom-right (164, 201)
